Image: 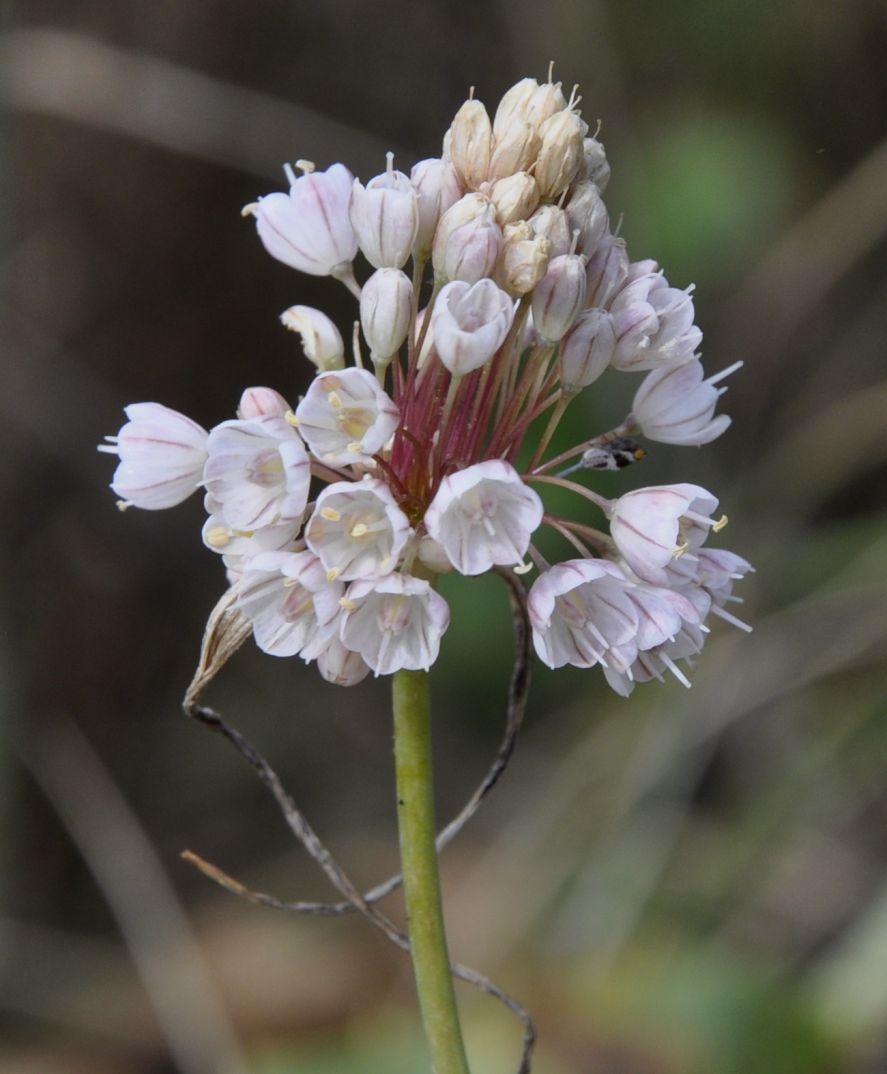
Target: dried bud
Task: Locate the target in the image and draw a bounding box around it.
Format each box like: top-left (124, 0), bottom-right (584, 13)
top-left (492, 78), bottom-right (567, 138)
top-left (531, 253), bottom-right (588, 342)
top-left (431, 278), bottom-right (515, 376)
top-left (280, 305), bottom-right (346, 371)
top-left (350, 155), bottom-right (419, 269)
top-left (578, 137), bottom-right (611, 190)
top-left (360, 267), bottom-right (412, 368)
top-left (534, 110), bottom-right (588, 200)
top-left (559, 308), bottom-right (616, 393)
top-left (237, 387), bottom-right (290, 419)
top-left (489, 121), bottom-right (541, 180)
top-left (585, 233), bottom-right (629, 308)
top-left (488, 172), bottom-right (540, 226)
top-left (565, 181), bottom-right (609, 258)
top-left (527, 204), bottom-right (572, 258)
top-left (446, 99), bottom-right (492, 191)
top-left (497, 221), bottom-right (550, 296)
top-left (432, 192), bottom-right (502, 284)
top-left (410, 158), bottom-right (463, 259)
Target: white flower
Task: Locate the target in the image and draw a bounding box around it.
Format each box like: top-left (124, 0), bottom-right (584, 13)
top-left (280, 306), bottom-right (346, 372)
top-left (608, 483), bottom-right (723, 586)
top-left (528, 558), bottom-right (639, 669)
top-left (316, 637), bottom-right (371, 686)
top-left (294, 368), bottom-right (399, 465)
top-left (424, 460), bottom-right (543, 575)
top-left (350, 160), bottom-right (419, 269)
top-left (203, 416), bottom-right (311, 530)
top-left (632, 358), bottom-right (741, 446)
top-left (98, 402), bottom-right (208, 510)
top-left (609, 264), bottom-right (702, 371)
top-left (237, 551), bottom-right (344, 659)
top-left (201, 494), bottom-right (300, 565)
top-left (431, 279), bottom-right (515, 376)
top-left (237, 387), bottom-right (291, 420)
top-left (559, 308), bottom-right (616, 393)
top-left (305, 478), bottom-right (412, 581)
top-left (531, 253), bottom-right (588, 343)
top-left (247, 162), bottom-right (357, 277)
top-left (339, 573), bottom-right (450, 675)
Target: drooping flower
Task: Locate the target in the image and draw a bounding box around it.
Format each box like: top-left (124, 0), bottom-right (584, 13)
top-left (631, 358), bottom-right (741, 446)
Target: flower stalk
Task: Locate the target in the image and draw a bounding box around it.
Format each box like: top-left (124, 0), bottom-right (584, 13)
top-left (393, 668), bottom-right (471, 1074)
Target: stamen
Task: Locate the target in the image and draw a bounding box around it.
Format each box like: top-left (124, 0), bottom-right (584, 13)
top-left (328, 391), bottom-right (343, 409)
top-left (284, 409), bottom-right (299, 427)
top-left (240, 202), bottom-right (259, 218)
top-left (712, 514), bottom-right (729, 532)
top-left (339, 596), bottom-right (357, 611)
top-left (115, 500), bottom-right (131, 512)
top-left (711, 605), bottom-right (753, 633)
top-left (320, 507), bottom-right (342, 522)
top-left (660, 654), bottom-right (692, 688)
top-left (327, 568), bottom-right (341, 582)
top-left (673, 540), bottom-right (690, 557)
top-left (513, 561), bottom-right (534, 575)
top-left (205, 526), bottom-right (230, 549)
top-left (295, 159), bottom-right (315, 174)
top-left (706, 360), bottom-right (744, 386)
top-left (350, 522), bottom-right (369, 538)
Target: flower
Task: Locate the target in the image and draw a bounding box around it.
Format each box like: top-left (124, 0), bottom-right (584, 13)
top-left (102, 74), bottom-right (750, 692)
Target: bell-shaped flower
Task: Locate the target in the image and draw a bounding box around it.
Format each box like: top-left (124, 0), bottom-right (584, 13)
top-left (201, 493), bottom-right (300, 567)
top-left (236, 550), bottom-right (343, 659)
top-left (532, 253), bottom-right (588, 343)
top-left (360, 268), bottom-right (412, 368)
top-left (623, 583), bottom-right (705, 651)
top-left (317, 636), bottom-right (371, 686)
top-left (431, 279), bottom-right (515, 377)
top-left (632, 357), bottom-right (741, 446)
top-left (432, 193), bottom-right (502, 284)
top-left (603, 622), bottom-right (706, 697)
top-left (280, 306), bottom-right (345, 371)
top-left (690, 548), bottom-right (754, 632)
top-left (410, 158), bottom-right (463, 259)
top-left (585, 232), bottom-right (629, 307)
top-left (559, 308), bottom-right (616, 393)
top-left (246, 162), bottom-right (357, 278)
top-left (339, 572), bottom-right (450, 675)
top-left (607, 483), bottom-right (723, 586)
top-left (99, 402), bottom-right (208, 510)
top-left (237, 387), bottom-right (290, 420)
top-left (350, 157), bottom-right (419, 269)
top-left (609, 264), bottom-right (702, 371)
top-left (305, 478), bottom-right (412, 581)
top-left (203, 415), bottom-right (310, 531)
top-left (424, 460), bottom-right (543, 576)
top-left (294, 368), bottom-right (399, 465)
top-left (528, 558), bottom-right (639, 669)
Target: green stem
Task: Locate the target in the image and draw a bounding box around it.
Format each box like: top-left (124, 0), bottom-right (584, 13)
top-left (393, 669), bottom-right (471, 1074)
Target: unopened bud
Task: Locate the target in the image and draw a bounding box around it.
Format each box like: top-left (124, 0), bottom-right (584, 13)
top-left (496, 222), bottom-right (550, 296)
top-left (280, 305), bottom-right (346, 370)
top-left (585, 233), bottom-right (629, 308)
top-left (410, 158), bottom-right (463, 259)
top-left (432, 192), bottom-right (502, 284)
top-left (527, 204), bottom-right (572, 258)
top-left (446, 99), bottom-right (492, 191)
top-left (489, 172), bottom-right (540, 226)
top-left (237, 387), bottom-right (291, 419)
top-left (531, 253), bottom-right (588, 342)
top-left (534, 110), bottom-right (588, 200)
top-left (360, 268), bottom-right (412, 368)
top-left (565, 181), bottom-right (609, 257)
top-left (559, 308), bottom-right (616, 393)
top-left (350, 156), bottom-right (419, 269)
top-left (578, 136), bottom-right (610, 190)
top-left (417, 534), bottom-right (454, 574)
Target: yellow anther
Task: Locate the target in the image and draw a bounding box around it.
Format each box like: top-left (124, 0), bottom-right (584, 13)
top-left (205, 525), bottom-right (230, 549)
top-left (320, 507), bottom-right (342, 522)
top-left (673, 540), bottom-right (690, 558)
top-left (328, 390), bottom-right (343, 409)
top-left (115, 499), bottom-right (131, 512)
top-left (240, 202), bottom-right (259, 218)
top-left (339, 596), bottom-right (358, 611)
top-left (713, 513), bottom-right (729, 532)
top-left (346, 441), bottom-right (364, 454)
top-left (326, 568), bottom-right (341, 582)
top-left (350, 522), bottom-right (369, 538)
top-left (513, 561), bottom-right (534, 575)
top-left (284, 409), bottom-right (299, 427)
top-left (283, 577), bottom-right (299, 588)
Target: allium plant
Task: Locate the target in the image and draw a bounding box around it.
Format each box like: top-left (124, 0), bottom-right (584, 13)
top-left (100, 73), bottom-right (751, 1074)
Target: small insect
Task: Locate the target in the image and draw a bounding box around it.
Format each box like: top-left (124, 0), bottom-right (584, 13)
top-left (557, 436), bottom-right (646, 477)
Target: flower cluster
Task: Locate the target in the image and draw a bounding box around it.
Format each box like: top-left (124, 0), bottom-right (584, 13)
top-left (100, 75), bottom-right (751, 694)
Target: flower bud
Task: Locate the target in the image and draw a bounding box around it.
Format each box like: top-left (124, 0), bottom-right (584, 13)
top-left (534, 110), bottom-right (588, 200)
top-left (496, 221), bottom-right (550, 296)
top-left (585, 234), bottom-right (629, 308)
top-left (237, 387), bottom-right (290, 419)
top-left (559, 308), bottom-right (616, 393)
top-left (317, 638), bottom-right (371, 686)
top-left (527, 204), bottom-right (572, 258)
top-left (410, 158), bottom-right (463, 259)
top-left (416, 535), bottom-right (454, 574)
top-left (246, 162), bottom-right (357, 278)
top-left (280, 305), bottom-right (346, 371)
top-left (565, 181), bottom-right (609, 258)
top-left (446, 99), bottom-right (492, 191)
top-left (488, 172), bottom-right (540, 226)
top-left (350, 155), bottom-right (419, 269)
top-left (360, 268), bottom-right (412, 368)
top-left (609, 264), bottom-right (702, 371)
top-left (489, 121), bottom-right (541, 180)
top-left (578, 136), bottom-right (610, 190)
top-left (431, 278), bottom-right (515, 376)
top-left (531, 253), bottom-right (588, 342)
top-left (432, 192), bottom-right (502, 284)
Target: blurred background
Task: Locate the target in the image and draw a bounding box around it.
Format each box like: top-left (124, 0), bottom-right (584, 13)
top-left (2, 1), bottom-right (887, 1072)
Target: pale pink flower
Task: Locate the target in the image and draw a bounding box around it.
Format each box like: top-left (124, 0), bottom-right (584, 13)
top-left (431, 279), bottom-right (515, 376)
top-left (632, 358), bottom-right (741, 446)
top-left (350, 160), bottom-right (419, 269)
top-left (294, 368), bottom-right (399, 465)
top-left (609, 264), bottom-right (702, 371)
